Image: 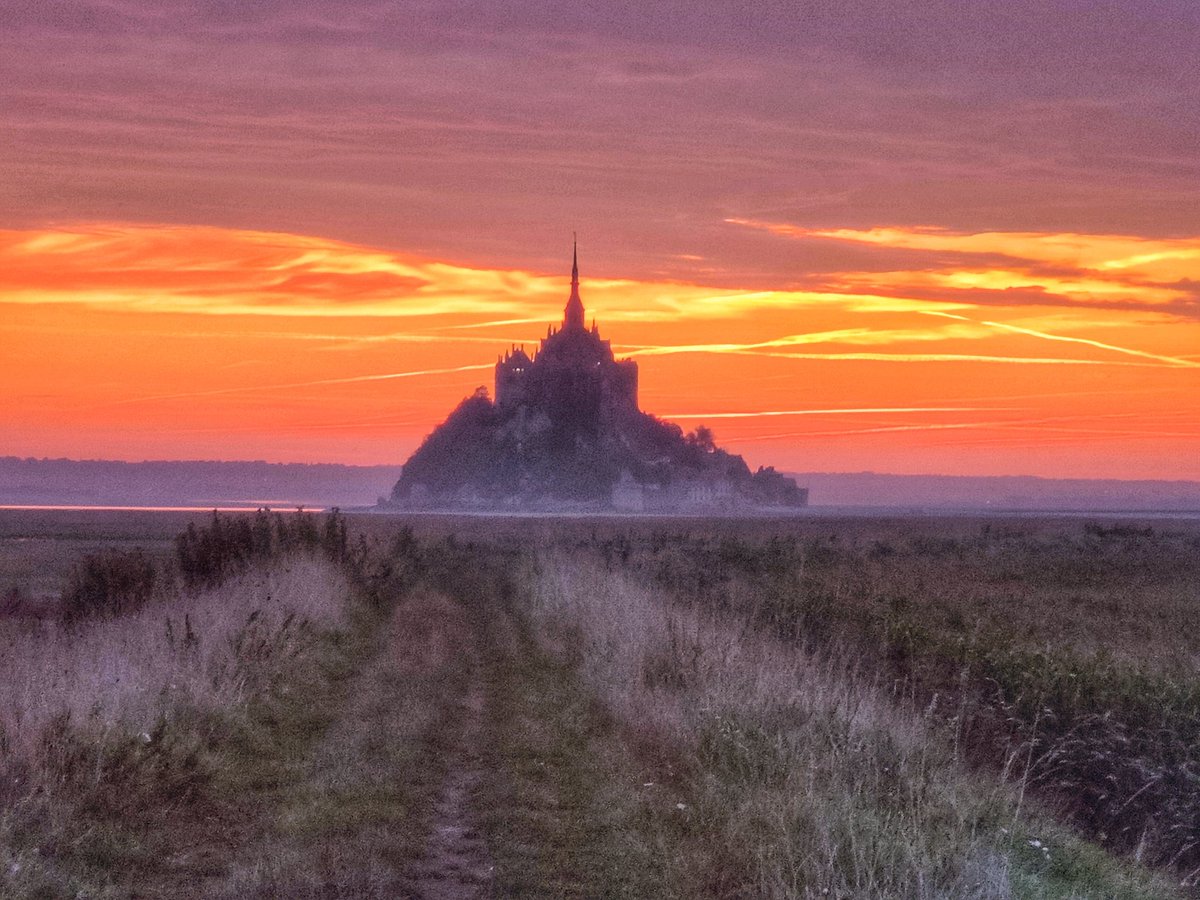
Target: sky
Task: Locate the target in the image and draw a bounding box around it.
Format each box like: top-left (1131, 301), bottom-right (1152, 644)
top-left (2, 1), bottom-right (1199, 479)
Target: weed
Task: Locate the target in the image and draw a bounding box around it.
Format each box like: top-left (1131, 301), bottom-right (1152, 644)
top-left (60, 548), bottom-right (159, 622)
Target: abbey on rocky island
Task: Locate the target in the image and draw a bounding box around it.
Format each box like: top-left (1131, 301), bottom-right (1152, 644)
top-left (387, 245), bottom-right (807, 512)
top-left (495, 243), bottom-right (638, 426)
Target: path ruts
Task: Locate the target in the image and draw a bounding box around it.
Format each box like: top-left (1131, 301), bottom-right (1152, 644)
top-left (402, 678), bottom-right (494, 899)
top-left (190, 591), bottom-right (481, 898)
top-left (137, 557), bottom-right (658, 899)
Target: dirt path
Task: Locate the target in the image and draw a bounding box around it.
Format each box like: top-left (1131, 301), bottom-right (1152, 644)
top-left (184, 592), bottom-right (480, 898)
top-left (402, 677), bottom-right (495, 899)
top-left (131, 563), bottom-right (656, 899)
top-left (469, 602), bottom-right (666, 899)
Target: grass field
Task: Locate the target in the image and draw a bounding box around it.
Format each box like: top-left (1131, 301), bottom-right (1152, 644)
top-left (1, 508), bottom-right (1196, 897)
top-left (0, 509), bottom-right (194, 602)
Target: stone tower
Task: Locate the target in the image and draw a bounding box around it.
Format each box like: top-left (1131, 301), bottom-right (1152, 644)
top-left (494, 243), bottom-right (638, 419)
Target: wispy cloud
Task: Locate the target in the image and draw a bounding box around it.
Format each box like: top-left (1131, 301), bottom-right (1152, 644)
top-left (0, 225), bottom-right (561, 318)
top-left (728, 219), bottom-right (1200, 318)
top-left (0, 223), bottom-right (972, 323)
top-left (620, 324), bottom-right (988, 357)
top-left (96, 363), bottom-right (496, 409)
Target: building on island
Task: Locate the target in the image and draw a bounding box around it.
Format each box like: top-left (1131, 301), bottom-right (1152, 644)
top-left (387, 243), bottom-right (808, 512)
top-left (494, 242), bottom-right (638, 426)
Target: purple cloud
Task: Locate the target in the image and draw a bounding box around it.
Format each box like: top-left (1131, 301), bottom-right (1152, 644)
top-left (1, 0), bottom-right (1197, 283)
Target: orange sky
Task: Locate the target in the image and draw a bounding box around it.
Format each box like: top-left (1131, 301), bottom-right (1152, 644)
top-left (3, 222), bottom-right (1198, 478)
top-left (3, 3), bottom-right (1199, 479)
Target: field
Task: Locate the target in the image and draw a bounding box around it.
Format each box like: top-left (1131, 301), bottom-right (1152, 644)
top-left (1, 508), bottom-right (1198, 898)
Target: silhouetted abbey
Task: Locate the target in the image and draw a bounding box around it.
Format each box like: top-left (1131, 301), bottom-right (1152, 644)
top-left (495, 245), bottom-right (639, 431)
top-left (388, 245), bottom-right (807, 511)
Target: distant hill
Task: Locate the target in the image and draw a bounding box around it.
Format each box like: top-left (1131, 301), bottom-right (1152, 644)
top-left (791, 471), bottom-right (1200, 512)
top-left (0, 457), bottom-right (401, 509)
top-left (6, 457), bottom-right (1197, 515)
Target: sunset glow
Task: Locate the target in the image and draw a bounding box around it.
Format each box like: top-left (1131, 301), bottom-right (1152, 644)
top-left (4, 221), bottom-right (1198, 478)
top-left (2, 2), bottom-right (1198, 480)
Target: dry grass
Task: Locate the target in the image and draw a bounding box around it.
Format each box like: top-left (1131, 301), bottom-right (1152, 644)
top-left (603, 527), bottom-right (1200, 875)
top-left (0, 553), bottom-right (354, 898)
top-left (0, 555), bottom-right (349, 760)
top-left (206, 590), bottom-right (477, 898)
top-left (0, 512), bottom-right (1190, 897)
top-left (526, 551), bottom-right (1177, 899)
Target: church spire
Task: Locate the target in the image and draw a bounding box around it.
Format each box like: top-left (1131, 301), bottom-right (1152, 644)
top-left (564, 234), bottom-right (585, 330)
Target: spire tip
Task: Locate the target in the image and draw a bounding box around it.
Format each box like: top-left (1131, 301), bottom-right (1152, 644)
top-left (564, 233), bottom-right (584, 329)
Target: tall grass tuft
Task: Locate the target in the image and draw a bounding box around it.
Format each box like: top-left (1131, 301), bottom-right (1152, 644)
top-left (60, 548), bottom-right (159, 622)
top-left (0, 552), bottom-right (353, 895)
top-left (176, 508), bottom-right (350, 588)
top-left (0, 555), bottom-right (349, 759)
top-left (525, 552), bottom-right (1172, 899)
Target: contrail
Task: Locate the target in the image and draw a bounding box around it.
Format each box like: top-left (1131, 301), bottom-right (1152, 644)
top-left (922, 310), bottom-right (1200, 368)
top-left (733, 410), bottom-right (1199, 442)
top-left (618, 328), bottom-right (1172, 368)
top-left (438, 318), bottom-right (551, 329)
top-left (659, 406), bottom-right (1018, 420)
top-left (980, 319), bottom-right (1200, 368)
top-left (96, 363), bottom-right (495, 408)
top-left (676, 349), bottom-right (1157, 367)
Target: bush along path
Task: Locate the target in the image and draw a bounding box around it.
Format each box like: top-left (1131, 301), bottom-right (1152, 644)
top-left (0, 571), bottom-right (370, 893)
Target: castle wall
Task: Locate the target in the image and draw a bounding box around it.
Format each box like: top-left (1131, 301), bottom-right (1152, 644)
top-left (605, 359), bottom-right (638, 412)
top-left (495, 349), bottom-right (534, 407)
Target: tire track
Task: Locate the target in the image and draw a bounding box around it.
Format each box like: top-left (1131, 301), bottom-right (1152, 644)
top-left (403, 676), bottom-right (494, 899)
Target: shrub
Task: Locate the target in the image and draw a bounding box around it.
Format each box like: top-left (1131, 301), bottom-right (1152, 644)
top-left (177, 508), bottom-right (350, 588)
top-left (61, 549), bottom-right (158, 623)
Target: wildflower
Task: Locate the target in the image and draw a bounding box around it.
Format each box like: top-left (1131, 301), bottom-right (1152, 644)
top-left (1028, 839), bottom-right (1042, 849)
top-left (675, 802), bottom-right (687, 810)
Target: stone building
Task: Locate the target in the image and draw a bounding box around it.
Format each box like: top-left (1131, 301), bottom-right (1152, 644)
top-left (494, 242), bottom-right (638, 431)
top-left (387, 242), bottom-right (808, 511)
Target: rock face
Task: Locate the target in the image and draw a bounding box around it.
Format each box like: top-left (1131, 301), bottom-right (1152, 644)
top-left (387, 246), bottom-right (807, 512)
